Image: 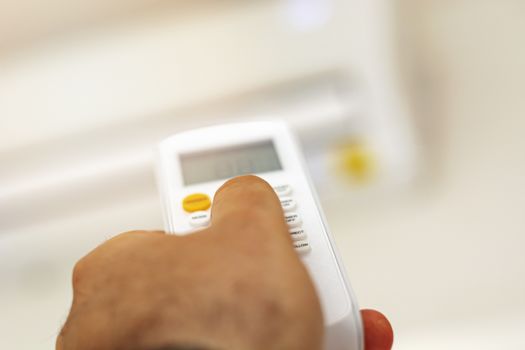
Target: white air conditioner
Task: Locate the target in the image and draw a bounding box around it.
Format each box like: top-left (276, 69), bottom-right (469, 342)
top-left (0, 1), bottom-right (416, 349)
top-left (0, 0), bottom-right (417, 231)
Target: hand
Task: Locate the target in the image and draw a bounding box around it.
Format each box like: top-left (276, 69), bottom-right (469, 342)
top-left (57, 175), bottom-right (392, 350)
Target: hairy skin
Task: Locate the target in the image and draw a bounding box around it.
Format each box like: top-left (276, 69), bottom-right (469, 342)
top-left (57, 176), bottom-right (393, 350)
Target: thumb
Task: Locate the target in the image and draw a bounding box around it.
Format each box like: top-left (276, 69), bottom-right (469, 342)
top-left (210, 175), bottom-right (289, 241)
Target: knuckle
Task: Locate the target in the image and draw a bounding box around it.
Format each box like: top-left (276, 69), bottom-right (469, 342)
top-left (233, 275), bottom-right (286, 313)
top-left (72, 258), bottom-right (89, 289)
top-left (109, 230), bottom-right (146, 241)
top-left (231, 270), bottom-right (321, 333)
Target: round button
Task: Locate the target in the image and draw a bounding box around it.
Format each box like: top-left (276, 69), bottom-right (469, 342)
top-left (289, 228), bottom-right (307, 241)
top-left (280, 197), bottom-right (297, 212)
top-left (285, 212), bottom-right (302, 227)
top-left (293, 240), bottom-right (311, 254)
top-left (188, 211), bottom-right (210, 227)
top-left (273, 184), bottom-right (292, 197)
top-left (182, 193), bottom-right (211, 213)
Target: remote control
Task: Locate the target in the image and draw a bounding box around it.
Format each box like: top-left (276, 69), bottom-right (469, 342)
top-left (156, 121), bottom-right (363, 350)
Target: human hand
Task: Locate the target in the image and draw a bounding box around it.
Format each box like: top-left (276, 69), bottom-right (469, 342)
top-left (57, 175), bottom-right (392, 350)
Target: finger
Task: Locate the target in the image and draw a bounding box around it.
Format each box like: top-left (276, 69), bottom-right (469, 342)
top-left (361, 309), bottom-right (394, 350)
top-left (210, 175), bottom-right (289, 240)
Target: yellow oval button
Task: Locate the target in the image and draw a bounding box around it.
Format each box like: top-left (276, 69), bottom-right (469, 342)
top-left (182, 193), bottom-right (211, 213)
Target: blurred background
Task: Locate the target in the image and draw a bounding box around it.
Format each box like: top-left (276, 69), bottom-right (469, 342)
top-left (1, 0), bottom-right (524, 349)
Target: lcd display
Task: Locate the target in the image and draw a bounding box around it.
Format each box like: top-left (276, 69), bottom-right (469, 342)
top-left (180, 140), bottom-right (282, 185)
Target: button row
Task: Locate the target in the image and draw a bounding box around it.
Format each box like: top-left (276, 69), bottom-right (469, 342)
top-left (276, 185), bottom-right (310, 255)
top-left (285, 212), bottom-right (310, 254)
top-left (183, 184), bottom-right (292, 214)
top-left (183, 185), bottom-right (310, 255)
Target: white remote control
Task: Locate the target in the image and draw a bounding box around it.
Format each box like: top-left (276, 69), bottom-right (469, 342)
top-left (156, 121), bottom-right (363, 350)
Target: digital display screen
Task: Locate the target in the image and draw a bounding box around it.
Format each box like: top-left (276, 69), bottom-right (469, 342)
top-left (180, 140), bottom-right (282, 185)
